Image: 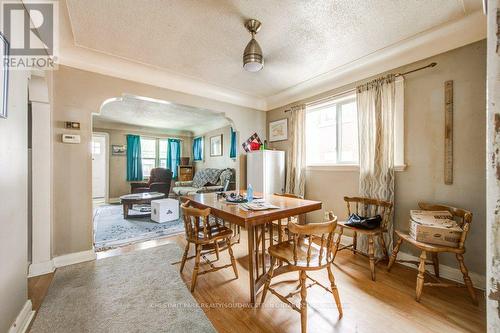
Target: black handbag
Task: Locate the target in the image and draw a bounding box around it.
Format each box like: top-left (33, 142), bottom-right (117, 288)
top-left (345, 213), bottom-right (382, 230)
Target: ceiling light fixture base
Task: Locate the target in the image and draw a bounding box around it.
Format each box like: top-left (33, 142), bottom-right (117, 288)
top-left (245, 19), bottom-right (261, 34)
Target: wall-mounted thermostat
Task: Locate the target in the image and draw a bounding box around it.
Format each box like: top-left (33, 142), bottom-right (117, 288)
top-left (62, 134), bottom-right (81, 144)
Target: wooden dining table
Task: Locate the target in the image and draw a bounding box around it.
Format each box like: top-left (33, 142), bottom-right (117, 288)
top-left (180, 192), bottom-right (322, 304)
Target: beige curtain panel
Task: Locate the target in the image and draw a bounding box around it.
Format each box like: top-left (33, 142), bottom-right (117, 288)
top-left (356, 75), bottom-right (396, 258)
top-left (285, 104), bottom-right (306, 197)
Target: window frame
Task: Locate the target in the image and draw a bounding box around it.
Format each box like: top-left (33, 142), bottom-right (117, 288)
top-left (305, 77), bottom-right (406, 171)
top-left (140, 136), bottom-right (182, 179)
top-left (305, 94), bottom-right (358, 167)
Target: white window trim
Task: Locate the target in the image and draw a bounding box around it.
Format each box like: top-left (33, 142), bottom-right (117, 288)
top-left (305, 77), bottom-right (406, 171)
top-left (307, 164), bottom-right (407, 172)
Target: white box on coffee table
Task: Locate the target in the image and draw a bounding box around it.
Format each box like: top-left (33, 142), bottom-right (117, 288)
top-left (151, 198), bottom-right (179, 223)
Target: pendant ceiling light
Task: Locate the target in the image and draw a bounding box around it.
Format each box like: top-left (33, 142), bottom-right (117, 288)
top-left (243, 19), bottom-right (264, 72)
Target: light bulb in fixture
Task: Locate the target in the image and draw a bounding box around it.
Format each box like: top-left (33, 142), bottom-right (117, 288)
top-left (243, 19), bottom-right (264, 72)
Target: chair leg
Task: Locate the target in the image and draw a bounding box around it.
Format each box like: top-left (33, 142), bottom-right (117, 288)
top-left (327, 264), bottom-right (343, 318)
top-left (190, 244), bottom-right (202, 292)
top-left (214, 241), bottom-right (220, 261)
top-left (379, 233), bottom-right (389, 260)
top-left (431, 253), bottom-right (440, 278)
top-left (300, 270), bottom-right (308, 333)
top-left (456, 254), bottom-right (478, 305)
top-left (387, 238), bottom-right (403, 272)
top-left (368, 235), bottom-right (375, 281)
top-left (352, 231), bottom-right (357, 254)
top-left (256, 231), bottom-right (262, 252)
top-left (180, 242), bottom-right (190, 274)
top-left (332, 228), bottom-right (343, 261)
top-left (260, 257), bottom-right (275, 306)
top-left (227, 237), bottom-right (238, 279)
top-left (416, 251), bottom-right (426, 302)
top-left (278, 220), bottom-right (283, 243)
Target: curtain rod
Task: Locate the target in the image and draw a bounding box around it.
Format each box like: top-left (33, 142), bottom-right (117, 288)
top-left (284, 62), bottom-right (437, 113)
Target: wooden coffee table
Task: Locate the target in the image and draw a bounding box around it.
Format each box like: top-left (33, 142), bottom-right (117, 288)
top-left (120, 192), bottom-right (165, 218)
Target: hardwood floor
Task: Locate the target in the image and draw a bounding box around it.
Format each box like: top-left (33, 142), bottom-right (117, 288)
top-left (28, 233), bottom-right (486, 333)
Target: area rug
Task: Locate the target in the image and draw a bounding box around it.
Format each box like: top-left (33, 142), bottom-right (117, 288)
top-left (93, 204), bottom-right (185, 251)
top-left (30, 244), bottom-right (216, 333)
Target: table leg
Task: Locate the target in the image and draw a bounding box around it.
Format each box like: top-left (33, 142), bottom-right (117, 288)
top-left (247, 225), bottom-right (256, 305)
top-left (123, 204), bottom-right (129, 218)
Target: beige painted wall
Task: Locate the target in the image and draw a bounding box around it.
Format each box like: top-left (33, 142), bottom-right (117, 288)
top-left (52, 65), bottom-right (266, 256)
top-left (0, 69), bottom-right (29, 331)
top-left (267, 40), bottom-right (486, 277)
top-left (93, 125), bottom-right (192, 198)
top-left (194, 125), bottom-right (237, 172)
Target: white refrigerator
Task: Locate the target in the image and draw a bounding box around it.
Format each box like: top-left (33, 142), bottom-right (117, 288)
top-left (246, 150), bottom-right (285, 194)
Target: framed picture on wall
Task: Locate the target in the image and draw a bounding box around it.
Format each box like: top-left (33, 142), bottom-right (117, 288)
top-left (112, 144), bottom-right (126, 155)
top-left (210, 134), bottom-right (223, 156)
top-left (0, 32), bottom-right (9, 119)
top-left (269, 118), bottom-right (287, 142)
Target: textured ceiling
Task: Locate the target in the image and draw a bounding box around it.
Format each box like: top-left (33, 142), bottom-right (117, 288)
top-left (66, 0), bottom-right (482, 98)
top-left (94, 95), bottom-right (230, 134)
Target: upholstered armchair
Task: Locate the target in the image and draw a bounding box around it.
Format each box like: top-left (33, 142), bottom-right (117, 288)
top-left (130, 168), bottom-right (173, 196)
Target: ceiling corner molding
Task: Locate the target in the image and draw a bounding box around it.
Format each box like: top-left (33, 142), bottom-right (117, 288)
top-left (265, 10), bottom-right (486, 110)
top-left (57, 46), bottom-right (267, 111)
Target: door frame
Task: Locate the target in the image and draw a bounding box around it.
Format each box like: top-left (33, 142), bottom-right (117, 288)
top-left (92, 132), bottom-right (110, 203)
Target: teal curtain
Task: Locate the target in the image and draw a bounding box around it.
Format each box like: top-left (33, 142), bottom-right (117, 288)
top-left (167, 138), bottom-right (181, 178)
top-left (230, 127), bottom-right (237, 159)
top-left (193, 137), bottom-right (203, 161)
top-left (126, 135), bottom-right (143, 181)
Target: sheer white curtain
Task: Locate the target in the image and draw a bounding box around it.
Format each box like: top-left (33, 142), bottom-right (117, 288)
top-left (285, 104), bottom-right (306, 197)
top-left (356, 75), bottom-right (396, 257)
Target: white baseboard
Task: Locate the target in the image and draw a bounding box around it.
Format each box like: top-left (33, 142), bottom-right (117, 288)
top-left (53, 250), bottom-right (96, 268)
top-left (339, 235), bottom-right (486, 290)
top-left (108, 197), bottom-right (120, 204)
top-left (28, 260), bottom-right (55, 277)
top-left (8, 300), bottom-right (35, 333)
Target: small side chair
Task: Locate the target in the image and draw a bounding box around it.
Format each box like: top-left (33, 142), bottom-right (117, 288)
top-left (333, 196), bottom-right (393, 281)
top-left (260, 213), bottom-right (342, 333)
top-left (387, 203), bottom-right (478, 304)
top-left (180, 201), bottom-right (238, 292)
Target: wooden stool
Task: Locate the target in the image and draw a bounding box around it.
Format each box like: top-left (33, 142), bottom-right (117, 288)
top-left (387, 203), bottom-right (478, 304)
top-left (333, 196), bottom-right (393, 281)
top-left (260, 213), bottom-right (342, 333)
top-left (180, 200), bottom-right (239, 292)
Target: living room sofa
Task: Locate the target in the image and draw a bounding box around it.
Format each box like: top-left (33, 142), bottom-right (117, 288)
top-left (172, 168), bottom-right (234, 196)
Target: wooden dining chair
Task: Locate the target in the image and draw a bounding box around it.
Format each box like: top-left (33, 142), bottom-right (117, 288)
top-left (387, 203), bottom-right (478, 304)
top-left (260, 213), bottom-right (342, 333)
top-left (255, 193), bottom-right (303, 247)
top-left (332, 196), bottom-right (393, 281)
top-left (180, 201), bottom-right (239, 292)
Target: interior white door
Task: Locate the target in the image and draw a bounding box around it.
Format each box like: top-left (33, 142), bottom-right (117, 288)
top-left (92, 134), bottom-right (107, 199)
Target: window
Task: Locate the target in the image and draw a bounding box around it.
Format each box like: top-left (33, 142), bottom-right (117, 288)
top-left (193, 137), bottom-right (203, 161)
top-left (305, 77), bottom-right (405, 169)
top-left (159, 139), bottom-right (168, 168)
top-left (140, 137), bottom-right (180, 178)
top-left (306, 94), bottom-right (358, 166)
top-left (140, 138), bottom-right (157, 178)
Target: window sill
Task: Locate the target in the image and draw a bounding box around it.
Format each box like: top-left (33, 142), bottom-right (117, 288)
top-left (306, 164), bottom-right (407, 172)
top-left (306, 164), bottom-right (359, 172)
